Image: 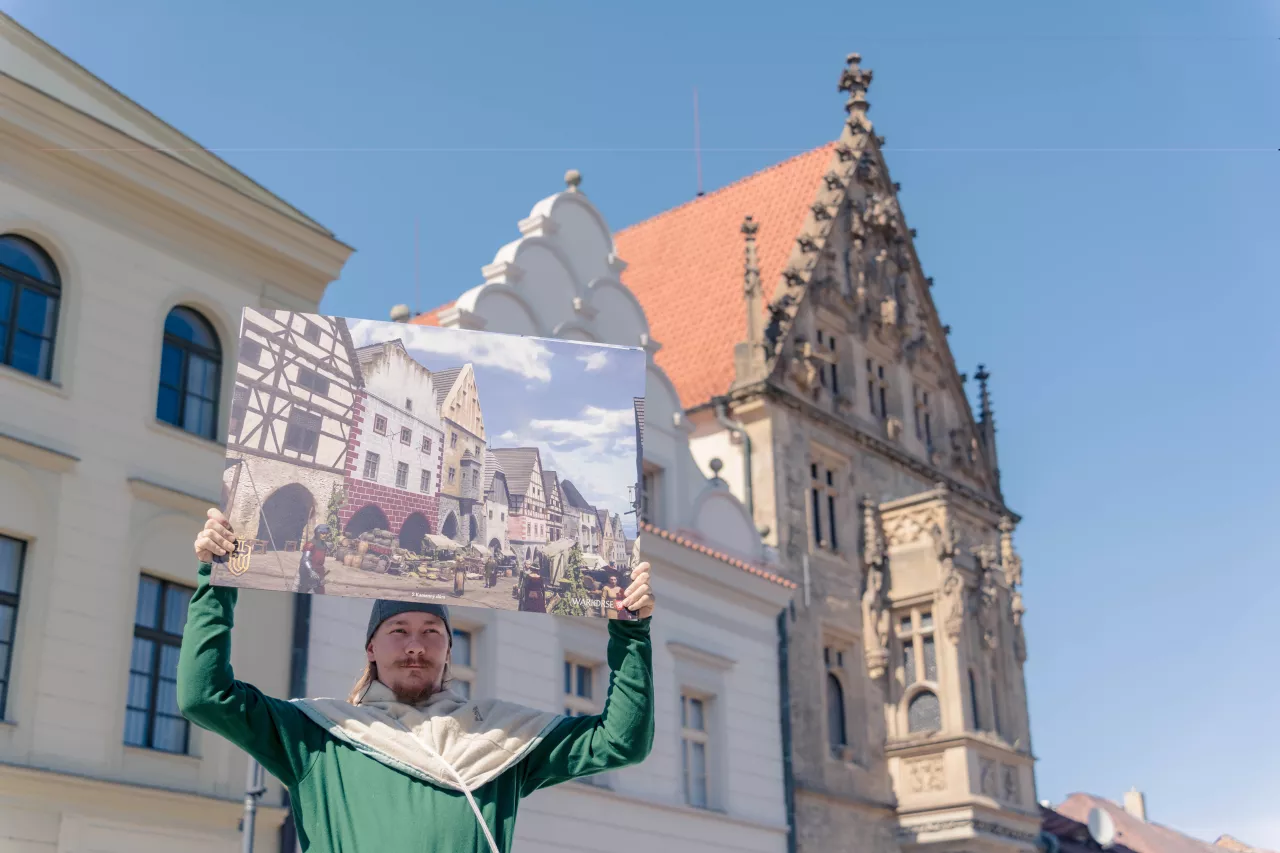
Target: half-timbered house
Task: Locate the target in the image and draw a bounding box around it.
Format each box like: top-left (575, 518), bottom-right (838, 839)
top-left (224, 309), bottom-right (361, 552)
top-left (432, 364), bottom-right (487, 543)
top-left (541, 469), bottom-right (563, 543)
top-left (489, 447), bottom-right (547, 561)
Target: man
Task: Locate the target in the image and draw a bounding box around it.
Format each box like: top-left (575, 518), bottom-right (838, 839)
top-left (484, 548), bottom-right (500, 589)
top-left (601, 573), bottom-right (624, 620)
top-left (296, 524), bottom-right (329, 595)
top-left (180, 509), bottom-right (654, 853)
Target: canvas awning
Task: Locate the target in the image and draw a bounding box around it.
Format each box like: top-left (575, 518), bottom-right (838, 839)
top-left (580, 553), bottom-right (609, 570)
top-left (541, 539), bottom-right (576, 558)
top-left (425, 534), bottom-right (460, 550)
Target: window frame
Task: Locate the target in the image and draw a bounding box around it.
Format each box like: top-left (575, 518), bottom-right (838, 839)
top-left (395, 461), bottom-right (410, 489)
top-left (681, 691), bottom-right (712, 809)
top-left (563, 658), bottom-right (598, 717)
top-left (420, 469), bottom-right (431, 493)
top-left (866, 358), bottom-right (889, 421)
top-left (157, 306), bottom-right (222, 440)
top-left (126, 574), bottom-right (194, 754)
top-left (373, 414), bottom-right (388, 435)
top-left (0, 234), bottom-right (61, 381)
top-left (400, 426), bottom-right (412, 446)
top-left (809, 457), bottom-right (841, 552)
top-left (363, 451), bottom-right (380, 481)
top-left (0, 534), bottom-right (26, 718)
top-left (450, 628), bottom-right (477, 699)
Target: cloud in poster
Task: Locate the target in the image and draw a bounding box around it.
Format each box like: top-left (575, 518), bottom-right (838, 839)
top-left (577, 351), bottom-right (609, 372)
top-left (346, 319), bottom-right (555, 382)
top-left (497, 404), bottom-right (638, 530)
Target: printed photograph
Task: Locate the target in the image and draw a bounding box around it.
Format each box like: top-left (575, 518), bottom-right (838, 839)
top-left (212, 309), bottom-right (645, 620)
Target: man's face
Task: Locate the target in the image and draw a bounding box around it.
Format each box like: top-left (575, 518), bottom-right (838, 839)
top-left (366, 612), bottom-right (451, 704)
top-left (609, 576), bottom-right (618, 587)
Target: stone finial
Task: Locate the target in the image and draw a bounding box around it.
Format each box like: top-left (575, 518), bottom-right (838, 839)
top-left (390, 304), bottom-right (412, 323)
top-left (975, 364), bottom-right (994, 426)
top-left (838, 52), bottom-right (873, 114)
top-left (564, 169), bottom-right (582, 192)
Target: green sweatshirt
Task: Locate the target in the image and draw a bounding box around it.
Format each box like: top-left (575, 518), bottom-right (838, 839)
top-left (177, 562), bottom-right (655, 852)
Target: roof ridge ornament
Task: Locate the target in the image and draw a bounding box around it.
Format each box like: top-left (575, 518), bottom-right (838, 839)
top-left (564, 169), bottom-right (582, 192)
top-left (838, 52), bottom-right (873, 115)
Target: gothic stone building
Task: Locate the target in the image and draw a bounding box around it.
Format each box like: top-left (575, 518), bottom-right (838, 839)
top-left (614, 54), bottom-right (1037, 853)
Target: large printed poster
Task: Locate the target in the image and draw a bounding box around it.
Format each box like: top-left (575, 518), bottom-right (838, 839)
top-left (212, 309), bottom-right (645, 621)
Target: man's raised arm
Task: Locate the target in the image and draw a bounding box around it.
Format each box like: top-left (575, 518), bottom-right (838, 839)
top-left (176, 509), bottom-right (321, 787)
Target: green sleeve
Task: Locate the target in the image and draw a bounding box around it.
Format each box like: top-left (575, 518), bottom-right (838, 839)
top-left (518, 617), bottom-right (655, 794)
top-left (176, 561), bottom-right (323, 788)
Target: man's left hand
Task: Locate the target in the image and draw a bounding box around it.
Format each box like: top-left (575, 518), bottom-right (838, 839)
top-left (622, 562), bottom-right (655, 619)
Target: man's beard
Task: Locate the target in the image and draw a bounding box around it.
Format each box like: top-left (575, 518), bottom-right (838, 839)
top-left (388, 660), bottom-right (440, 705)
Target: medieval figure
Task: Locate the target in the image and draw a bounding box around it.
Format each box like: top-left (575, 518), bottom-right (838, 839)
top-left (862, 565), bottom-right (890, 679)
top-left (1011, 590), bottom-right (1027, 663)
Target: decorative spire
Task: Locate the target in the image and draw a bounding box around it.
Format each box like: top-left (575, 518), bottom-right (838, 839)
top-left (838, 53), bottom-right (873, 115)
top-left (975, 364), bottom-right (1001, 491)
top-left (976, 364), bottom-right (994, 428)
top-left (732, 216), bottom-right (768, 387)
top-left (564, 169), bottom-right (582, 192)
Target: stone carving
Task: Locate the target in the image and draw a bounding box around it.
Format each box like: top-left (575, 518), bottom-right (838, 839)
top-left (940, 564), bottom-right (966, 644)
top-left (838, 53), bottom-right (874, 115)
top-left (999, 515), bottom-right (1023, 588)
top-left (978, 759), bottom-right (998, 797)
top-left (1011, 590), bottom-right (1027, 663)
top-left (904, 756), bottom-right (947, 793)
top-left (883, 507), bottom-right (941, 547)
top-left (789, 340), bottom-right (822, 394)
top-left (863, 565), bottom-right (891, 680)
top-left (1001, 765), bottom-right (1021, 804)
top-left (977, 558), bottom-right (1000, 651)
top-left (861, 494), bottom-right (886, 568)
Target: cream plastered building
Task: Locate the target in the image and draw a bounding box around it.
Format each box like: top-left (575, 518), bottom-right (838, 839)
top-left (306, 173), bottom-right (800, 853)
top-left (0, 13), bottom-right (351, 852)
top-left (611, 54), bottom-right (1039, 853)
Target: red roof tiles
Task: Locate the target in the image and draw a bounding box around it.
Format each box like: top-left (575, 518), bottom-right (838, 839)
top-left (613, 143), bottom-right (836, 408)
top-left (640, 522), bottom-right (796, 589)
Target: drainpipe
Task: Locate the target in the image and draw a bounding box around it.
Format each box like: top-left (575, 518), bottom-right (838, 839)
top-left (777, 608), bottom-right (797, 853)
top-left (713, 397), bottom-right (753, 518)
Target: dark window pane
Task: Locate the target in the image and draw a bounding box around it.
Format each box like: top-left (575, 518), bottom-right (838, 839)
top-left (826, 673), bottom-right (847, 749)
top-left (124, 709), bottom-right (148, 746)
top-left (452, 630), bottom-right (472, 668)
top-left (0, 278), bottom-right (11, 312)
top-left (11, 331), bottom-right (50, 377)
top-left (154, 715), bottom-right (186, 753)
top-left (969, 670), bottom-right (982, 730)
top-left (130, 636), bottom-right (154, 672)
top-left (184, 396), bottom-right (213, 438)
top-left (159, 343), bottom-right (183, 388)
top-left (165, 307), bottom-right (217, 350)
top-left (920, 611), bottom-right (933, 630)
top-left (187, 355), bottom-right (216, 399)
top-left (576, 665), bottom-right (591, 700)
top-left (0, 606), bottom-right (12, 642)
top-left (563, 660), bottom-right (571, 695)
top-left (0, 537), bottom-right (22, 594)
top-left (902, 642), bottom-right (916, 684)
top-left (157, 678), bottom-right (179, 715)
top-left (688, 697), bottom-right (705, 731)
top-left (16, 288), bottom-right (55, 336)
top-left (128, 671), bottom-right (152, 708)
top-left (923, 636), bottom-right (937, 681)
top-left (908, 690), bottom-right (941, 733)
top-left (159, 644), bottom-right (181, 680)
top-left (0, 322), bottom-right (8, 365)
top-left (0, 237), bottom-right (58, 283)
top-left (156, 386), bottom-right (181, 426)
top-left (163, 587), bottom-right (190, 635)
top-left (135, 578), bottom-right (160, 628)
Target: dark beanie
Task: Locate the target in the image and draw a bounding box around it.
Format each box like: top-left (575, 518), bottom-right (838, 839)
top-left (366, 599), bottom-right (452, 645)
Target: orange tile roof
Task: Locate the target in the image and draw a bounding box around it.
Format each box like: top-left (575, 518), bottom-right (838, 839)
top-left (411, 301), bottom-right (452, 327)
top-left (1055, 794), bottom-right (1247, 853)
top-left (613, 143), bottom-right (836, 408)
top-left (640, 522), bottom-right (796, 589)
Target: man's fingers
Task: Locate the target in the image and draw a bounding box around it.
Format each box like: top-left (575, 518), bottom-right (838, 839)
top-left (625, 570), bottom-right (650, 595)
top-left (623, 583), bottom-right (651, 609)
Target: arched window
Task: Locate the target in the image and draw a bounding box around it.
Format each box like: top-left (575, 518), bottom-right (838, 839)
top-left (0, 235), bottom-right (61, 380)
top-left (826, 672), bottom-right (848, 755)
top-left (907, 690), bottom-right (941, 734)
top-left (157, 306), bottom-right (221, 440)
top-left (968, 669), bottom-right (982, 731)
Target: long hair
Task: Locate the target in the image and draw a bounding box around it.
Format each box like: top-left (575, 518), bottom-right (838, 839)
top-left (346, 659), bottom-right (452, 704)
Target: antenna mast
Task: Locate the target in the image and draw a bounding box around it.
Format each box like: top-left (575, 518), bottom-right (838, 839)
top-left (414, 217), bottom-right (421, 316)
top-left (693, 87), bottom-right (704, 198)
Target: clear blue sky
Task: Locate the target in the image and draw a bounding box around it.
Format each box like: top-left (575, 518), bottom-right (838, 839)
top-left (7, 0), bottom-right (1278, 844)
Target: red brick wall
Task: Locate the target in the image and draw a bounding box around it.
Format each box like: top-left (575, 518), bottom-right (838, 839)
top-left (338, 390), bottom-right (442, 536)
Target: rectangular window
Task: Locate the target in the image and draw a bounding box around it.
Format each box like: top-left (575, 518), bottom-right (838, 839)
top-left (421, 435), bottom-right (432, 453)
top-left (0, 535), bottom-right (26, 717)
top-left (817, 330), bottom-right (840, 395)
top-left (681, 693), bottom-right (710, 809)
top-left (301, 320), bottom-right (322, 344)
top-left (450, 432), bottom-right (458, 448)
top-left (448, 467), bottom-right (456, 485)
top-left (563, 660), bottom-right (596, 716)
top-left (915, 386), bottom-right (934, 448)
top-left (867, 359), bottom-right (889, 420)
top-left (899, 607), bottom-right (936, 687)
top-left (923, 635), bottom-right (937, 682)
top-left (420, 470), bottom-right (431, 493)
top-left (374, 415), bottom-right (388, 435)
top-left (125, 575), bottom-right (193, 753)
top-left (396, 462), bottom-right (409, 489)
top-left (451, 629), bottom-right (475, 699)
top-left (829, 335), bottom-right (840, 395)
top-left (902, 640), bottom-right (916, 685)
top-left (296, 367), bottom-right (331, 395)
top-left (811, 460), bottom-right (839, 551)
top-left (405, 398), bottom-right (413, 412)
top-left (400, 426), bottom-right (412, 445)
top-left (363, 452), bottom-right (380, 481)
top-left (282, 408), bottom-right (321, 456)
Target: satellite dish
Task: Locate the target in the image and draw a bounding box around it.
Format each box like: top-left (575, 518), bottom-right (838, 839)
top-left (1087, 807), bottom-right (1116, 849)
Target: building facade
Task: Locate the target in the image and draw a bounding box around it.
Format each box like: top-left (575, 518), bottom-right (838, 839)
top-left (343, 340), bottom-right (445, 548)
top-left (490, 447), bottom-right (547, 561)
top-left (612, 53), bottom-right (1039, 853)
top-left (541, 469), bottom-right (563, 543)
top-left (482, 452), bottom-right (512, 557)
top-left (398, 175), bottom-right (798, 852)
top-left (0, 12), bottom-right (351, 850)
top-left (433, 365), bottom-right (487, 544)
top-left (560, 480), bottom-right (599, 553)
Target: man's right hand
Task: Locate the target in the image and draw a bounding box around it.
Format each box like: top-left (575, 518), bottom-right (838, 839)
top-left (195, 508), bottom-right (236, 563)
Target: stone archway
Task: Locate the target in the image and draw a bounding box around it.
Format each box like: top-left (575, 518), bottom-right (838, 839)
top-left (346, 504), bottom-right (390, 539)
top-left (469, 514), bottom-right (478, 542)
top-left (442, 512), bottom-right (459, 540)
top-left (488, 537), bottom-right (502, 555)
top-left (255, 483), bottom-right (314, 550)
top-left (399, 512), bottom-right (432, 553)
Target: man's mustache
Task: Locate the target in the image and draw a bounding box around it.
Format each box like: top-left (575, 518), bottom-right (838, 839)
top-left (395, 657), bottom-right (436, 669)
